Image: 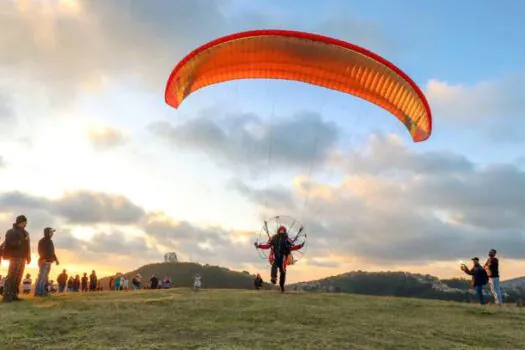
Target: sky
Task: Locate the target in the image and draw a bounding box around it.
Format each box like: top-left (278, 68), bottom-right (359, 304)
top-left (1, 0), bottom-right (524, 284)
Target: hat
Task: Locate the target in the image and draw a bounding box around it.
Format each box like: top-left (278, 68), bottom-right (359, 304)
top-left (471, 257), bottom-right (479, 261)
top-left (15, 215), bottom-right (27, 224)
top-left (44, 227), bottom-right (56, 234)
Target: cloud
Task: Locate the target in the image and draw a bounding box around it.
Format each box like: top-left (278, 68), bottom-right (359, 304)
top-left (0, 156), bottom-right (4, 168)
top-left (236, 133), bottom-right (525, 264)
top-left (150, 111), bottom-right (339, 172)
top-left (425, 76), bottom-right (525, 141)
top-left (142, 212), bottom-right (255, 267)
top-left (0, 189), bottom-right (257, 272)
top-left (0, 190), bottom-right (145, 225)
top-left (0, 0), bottom-right (229, 100)
top-left (0, 91), bottom-right (13, 121)
top-left (87, 125), bottom-right (129, 150)
top-left (343, 134), bottom-right (474, 175)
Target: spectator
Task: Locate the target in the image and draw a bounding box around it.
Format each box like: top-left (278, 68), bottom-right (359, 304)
top-left (484, 249), bottom-right (503, 305)
top-left (461, 257), bottom-right (489, 305)
top-left (35, 227), bottom-right (59, 297)
top-left (67, 276), bottom-right (74, 292)
top-left (81, 273), bottom-right (88, 292)
top-left (114, 273), bottom-right (121, 291)
top-left (254, 274), bottom-right (263, 290)
top-left (131, 274), bottom-right (141, 290)
top-left (150, 274), bottom-right (159, 289)
top-left (57, 269), bottom-right (68, 293)
top-left (194, 273), bottom-right (202, 291)
top-left (163, 276), bottom-right (172, 289)
top-left (89, 271), bottom-right (97, 291)
top-left (2, 215), bottom-right (31, 302)
top-left (22, 273), bottom-right (32, 294)
top-left (73, 275), bottom-right (81, 292)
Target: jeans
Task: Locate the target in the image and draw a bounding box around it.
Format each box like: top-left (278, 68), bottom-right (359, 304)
top-left (35, 261), bottom-right (51, 296)
top-left (489, 277), bottom-right (503, 304)
top-left (475, 285), bottom-right (486, 305)
top-left (3, 258), bottom-right (26, 302)
top-left (58, 283), bottom-right (66, 293)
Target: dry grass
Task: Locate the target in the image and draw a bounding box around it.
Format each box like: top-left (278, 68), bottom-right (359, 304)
top-left (0, 288), bottom-right (524, 349)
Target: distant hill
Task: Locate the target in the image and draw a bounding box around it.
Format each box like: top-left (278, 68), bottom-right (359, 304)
top-left (99, 262), bottom-right (269, 290)
top-left (290, 271), bottom-right (525, 303)
top-left (503, 276), bottom-right (525, 289)
top-left (99, 261), bottom-right (525, 303)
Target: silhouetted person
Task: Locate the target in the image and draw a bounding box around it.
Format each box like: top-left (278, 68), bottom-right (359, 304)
top-left (67, 276), bottom-right (74, 292)
top-left (81, 273), bottom-right (88, 292)
top-left (484, 249), bottom-right (503, 305)
top-left (3, 215), bottom-right (31, 302)
top-left (150, 275), bottom-right (159, 289)
top-left (461, 257), bottom-right (488, 305)
top-left (254, 274), bottom-right (263, 290)
top-left (35, 227), bottom-right (59, 297)
top-left (73, 275), bottom-right (81, 292)
top-left (89, 271), bottom-right (97, 291)
top-left (57, 269), bottom-right (68, 293)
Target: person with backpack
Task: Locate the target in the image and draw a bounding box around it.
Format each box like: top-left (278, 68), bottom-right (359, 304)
top-left (2, 215), bottom-right (31, 302)
top-left (461, 257), bottom-right (489, 305)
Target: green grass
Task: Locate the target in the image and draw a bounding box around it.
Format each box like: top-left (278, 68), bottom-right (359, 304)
top-left (1, 289), bottom-right (524, 349)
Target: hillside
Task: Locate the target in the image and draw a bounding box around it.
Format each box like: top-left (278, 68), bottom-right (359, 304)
top-left (503, 276), bottom-right (525, 289)
top-left (99, 262), bottom-right (269, 290)
top-left (0, 289), bottom-right (524, 349)
top-left (291, 271), bottom-right (525, 303)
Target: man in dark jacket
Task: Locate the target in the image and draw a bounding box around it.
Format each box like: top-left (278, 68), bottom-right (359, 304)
top-left (461, 257), bottom-right (488, 305)
top-left (2, 215), bottom-right (31, 302)
top-left (35, 227), bottom-right (60, 297)
top-left (484, 249), bottom-right (503, 305)
top-left (254, 274), bottom-right (263, 290)
top-left (255, 225), bottom-right (304, 293)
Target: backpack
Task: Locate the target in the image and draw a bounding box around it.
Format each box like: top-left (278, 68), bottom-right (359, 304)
top-left (480, 268), bottom-right (489, 285)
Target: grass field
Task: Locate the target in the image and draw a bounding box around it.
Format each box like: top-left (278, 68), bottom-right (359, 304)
top-left (0, 289), bottom-right (524, 350)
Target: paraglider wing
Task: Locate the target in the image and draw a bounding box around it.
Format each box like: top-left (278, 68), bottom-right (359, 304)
top-left (165, 29), bottom-right (432, 142)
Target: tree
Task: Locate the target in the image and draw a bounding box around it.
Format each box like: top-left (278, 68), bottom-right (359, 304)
top-left (164, 252), bottom-right (178, 263)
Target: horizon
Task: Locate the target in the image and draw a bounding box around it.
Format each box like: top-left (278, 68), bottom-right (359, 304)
top-left (1, 1), bottom-right (524, 285)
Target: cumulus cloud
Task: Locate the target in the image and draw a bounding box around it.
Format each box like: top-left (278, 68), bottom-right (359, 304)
top-left (142, 212), bottom-right (255, 267)
top-left (0, 190), bottom-right (145, 225)
top-left (0, 189), bottom-right (257, 271)
top-left (342, 134), bottom-right (474, 175)
top-left (87, 125), bottom-right (129, 150)
top-left (0, 0), bottom-right (227, 100)
top-left (150, 111), bottom-right (339, 172)
top-left (425, 76), bottom-right (525, 141)
top-left (236, 133), bottom-right (525, 264)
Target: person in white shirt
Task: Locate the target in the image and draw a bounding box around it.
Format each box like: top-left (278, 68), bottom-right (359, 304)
top-left (193, 274), bottom-right (202, 291)
top-left (22, 273), bottom-right (32, 294)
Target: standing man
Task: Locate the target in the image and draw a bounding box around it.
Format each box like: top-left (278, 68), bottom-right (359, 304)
top-left (35, 227), bottom-right (60, 297)
top-left (2, 215), bottom-right (31, 302)
top-left (484, 249), bottom-right (503, 305)
top-left (461, 257), bottom-right (489, 305)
